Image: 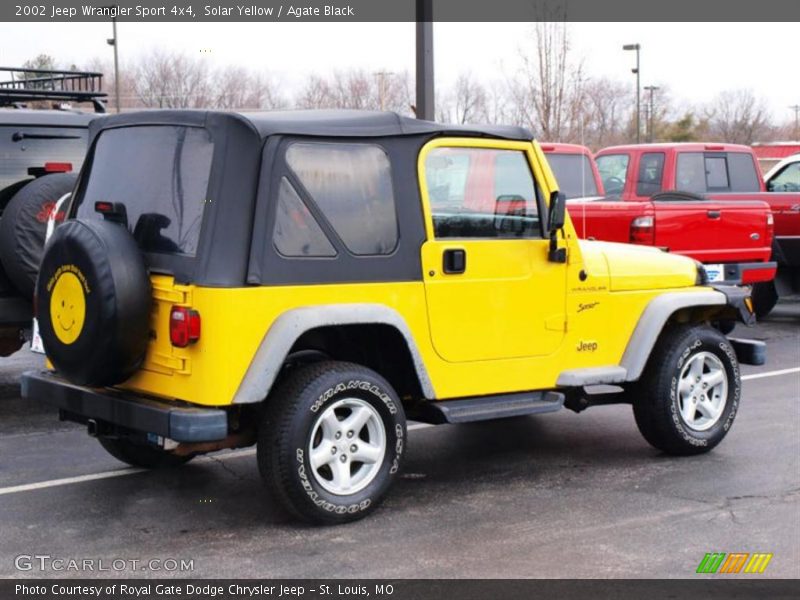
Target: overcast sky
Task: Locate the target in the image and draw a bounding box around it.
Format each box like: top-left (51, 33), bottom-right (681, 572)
top-left (1, 21), bottom-right (797, 122)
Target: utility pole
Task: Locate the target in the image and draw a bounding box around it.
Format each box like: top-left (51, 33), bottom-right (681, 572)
top-left (623, 43), bottom-right (641, 143)
top-left (106, 15), bottom-right (120, 112)
top-left (644, 85), bottom-right (659, 142)
top-left (374, 71), bottom-right (393, 111)
top-left (415, 0), bottom-right (434, 120)
top-left (790, 104), bottom-right (800, 140)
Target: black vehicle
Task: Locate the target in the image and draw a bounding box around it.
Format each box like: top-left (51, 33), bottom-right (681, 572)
top-left (0, 67), bottom-right (105, 355)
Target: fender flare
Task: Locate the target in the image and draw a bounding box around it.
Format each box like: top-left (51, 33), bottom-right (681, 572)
top-left (232, 303), bottom-right (435, 404)
top-left (620, 290), bottom-right (727, 381)
top-left (557, 290), bottom-right (728, 387)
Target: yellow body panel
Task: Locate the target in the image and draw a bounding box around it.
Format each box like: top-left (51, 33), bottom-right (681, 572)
top-left (117, 137), bottom-right (703, 406)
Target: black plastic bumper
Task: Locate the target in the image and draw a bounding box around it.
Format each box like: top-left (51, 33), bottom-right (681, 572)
top-left (21, 370), bottom-right (228, 442)
top-left (712, 284), bottom-right (757, 326)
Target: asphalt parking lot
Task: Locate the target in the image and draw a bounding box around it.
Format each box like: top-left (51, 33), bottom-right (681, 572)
top-left (0, 302), bottom-right (797, 579)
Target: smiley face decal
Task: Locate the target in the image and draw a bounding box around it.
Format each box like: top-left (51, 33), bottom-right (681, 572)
top-left (49, 271), bottom-right (86, 344)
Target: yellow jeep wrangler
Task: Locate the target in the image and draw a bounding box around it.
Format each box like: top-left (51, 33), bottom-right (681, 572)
top-left (22, 110), bottom-right (763, 524)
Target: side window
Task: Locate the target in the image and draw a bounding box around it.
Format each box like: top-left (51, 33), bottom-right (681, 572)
top-left (728, 152), bottom-right (760, 192)
top-left (636, 152), bottom-right (665, 197)
top-left (768, 161), bottom-right (800, 192)
top-left (273, 177), bottom-right (336, 258)
top-left (424, 147), bottom-right (541, 239)
top-left (596, 154), bottom-right (629, 197)
top-left (675, 152), bottom-right (707, 193)
top-left (705, 156), bottom-right (730, 190)
top-left (286, 143), bottom-right (398, 256)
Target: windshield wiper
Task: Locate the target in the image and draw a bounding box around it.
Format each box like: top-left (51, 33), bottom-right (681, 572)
top-left (12, 131), bottom-right (82, 142)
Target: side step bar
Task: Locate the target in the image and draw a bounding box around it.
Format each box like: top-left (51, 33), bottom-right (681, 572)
top-left (417, 391), bottom-right (565, 424)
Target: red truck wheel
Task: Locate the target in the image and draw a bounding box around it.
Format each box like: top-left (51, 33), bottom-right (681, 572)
top-left (751, 282), bottom-right (778, 319)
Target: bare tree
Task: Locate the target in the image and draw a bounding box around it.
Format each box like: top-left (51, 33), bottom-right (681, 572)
top-left (133, 50), bottom-right (213, 109)
top-left (447, 73), bottom-right (489, 124)
top-left (577, 77), bottom-right (631, 148)
top-left (706, 89), bottom-right (772, 144)
top-left (297, 69), bottom-right (412, 114)
top-left (508, 21), bottom-right (585, 141)
top-left (213, 67), bottom-right (285, 110)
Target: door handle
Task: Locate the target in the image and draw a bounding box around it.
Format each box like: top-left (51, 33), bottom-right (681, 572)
top-left (443, 249), bottom-right (466, 274)
top-left (707, 210), bottom-right (721, 219)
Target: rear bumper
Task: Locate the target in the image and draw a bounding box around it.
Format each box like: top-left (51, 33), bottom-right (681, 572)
top-left (703, 261), bottom-right (776, 285)
top-left (21, 370), bottom-right (228, 442)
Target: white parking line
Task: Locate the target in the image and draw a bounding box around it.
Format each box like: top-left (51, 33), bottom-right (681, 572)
top-left (0, 467), bottom-right (145, 496)
top-left (742, 367), bottom-right (800, 381)
top-left (0, 422), bottom-right (438, 497)
top-left (1, 369), bottom-right (795, 498)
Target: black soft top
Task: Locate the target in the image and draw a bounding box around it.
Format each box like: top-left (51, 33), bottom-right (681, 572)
top-left (88, 109), bottom-right (533, 143)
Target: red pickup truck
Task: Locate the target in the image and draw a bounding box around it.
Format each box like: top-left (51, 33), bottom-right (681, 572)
top-left (555, 143), bottom-right (776, 289)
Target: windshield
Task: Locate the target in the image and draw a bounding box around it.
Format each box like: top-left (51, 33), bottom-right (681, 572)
top-left (596, 154), bottom-right (629, 198)
top-left (75, 125), bottom-right (213, 257)
top-left (545, 153), bottom-right (599, 199)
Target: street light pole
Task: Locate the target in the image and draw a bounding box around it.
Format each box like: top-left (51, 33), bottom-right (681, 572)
top-left (644, 85), bottom-right (659, 142)
top-left (623, 43), bottom-right (641, 143)
top-left (415, 0), bottom-right (434, 120)
top-left (106, 15), bottom-right (120, 113)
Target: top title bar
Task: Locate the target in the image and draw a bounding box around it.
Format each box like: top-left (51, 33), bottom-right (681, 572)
top-left (6, 0), bottom-right (800, 22)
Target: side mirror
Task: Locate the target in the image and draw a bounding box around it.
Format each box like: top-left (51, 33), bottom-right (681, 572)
top-left (548, 190), bottom-right (567, 234)
top-left (548, 190), bottom-right (567, 263)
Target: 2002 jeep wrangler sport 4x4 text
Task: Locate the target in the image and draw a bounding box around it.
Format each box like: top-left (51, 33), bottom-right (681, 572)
top-left (22, 110), bottom-right (763, 524)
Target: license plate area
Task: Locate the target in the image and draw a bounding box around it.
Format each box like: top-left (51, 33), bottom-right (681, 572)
top-left (704, 263), bottom-right (725, 282)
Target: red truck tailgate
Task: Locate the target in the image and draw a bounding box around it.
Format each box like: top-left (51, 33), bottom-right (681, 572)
top-left (652, 199), bottom-right (773, 263)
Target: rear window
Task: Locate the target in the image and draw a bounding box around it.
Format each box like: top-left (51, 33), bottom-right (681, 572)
top-left (76, 126), bottom-right (213, 257)
top-left (0, 125), bottom-right (87, 192)
top-left (545, 153), bottom-right (599, 199)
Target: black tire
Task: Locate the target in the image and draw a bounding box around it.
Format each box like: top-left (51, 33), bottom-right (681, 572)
top-left (99, 437), bottom-right (193, 469)
top-left (258, 361), bottom-right (406, 524)
top-left (0, 173), bottom-right (77, 299)
top-left (712, 319), bottom-right (736, 336)
top-left (35, 218), bottom-right (151, 386)
top-left (632, 324), bottom-right (741, 456)
top-left (751, 281), bottom-right (778, 319)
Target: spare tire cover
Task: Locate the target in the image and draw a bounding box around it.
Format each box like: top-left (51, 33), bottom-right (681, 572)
top-left (0, 173), bottom-right (78, 299)
top-left (36, 218), bottom-right (152, 386)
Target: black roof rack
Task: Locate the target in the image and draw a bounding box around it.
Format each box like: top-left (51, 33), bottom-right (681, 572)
top-left (0, 66), bottom-right (108, 113)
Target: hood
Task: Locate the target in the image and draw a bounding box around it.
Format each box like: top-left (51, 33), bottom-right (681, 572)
top-left (578, 240), bottom-right (698, 292)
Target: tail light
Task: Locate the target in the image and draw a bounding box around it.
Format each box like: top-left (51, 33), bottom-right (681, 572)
top-left (630, 215), bottom-right (655, 245)
top-left (44, 162), bottom-right (72, 173)
top-left (170, 306), bottom-right (201, 347)
top-left (766, 212), bottom-right (774, 244)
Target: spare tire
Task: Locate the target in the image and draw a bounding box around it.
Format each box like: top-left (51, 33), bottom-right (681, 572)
top-left (0, 173), bottom-right (77, 299)
top-left (36, 218), bottom-right (152, 386)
